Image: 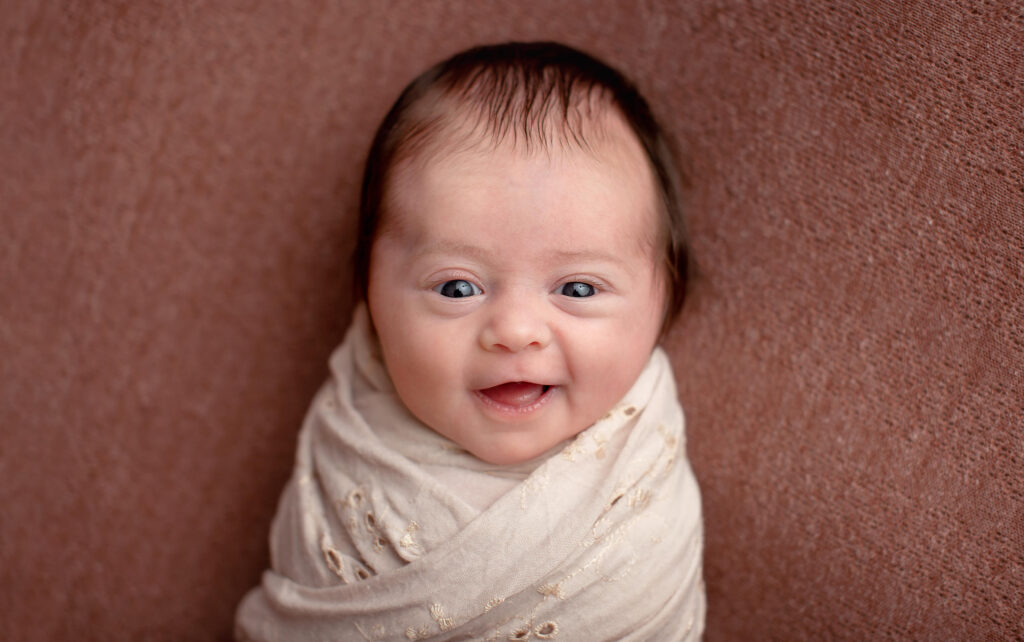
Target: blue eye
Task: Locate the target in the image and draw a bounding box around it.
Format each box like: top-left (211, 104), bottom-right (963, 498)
top-left (560, 282), bottom-right (596, 298)
top-left (435, 279), bottom-right (481, 298)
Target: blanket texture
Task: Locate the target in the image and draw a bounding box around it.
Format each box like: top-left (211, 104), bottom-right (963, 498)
top-left (236, 307), bottom-right (704, 641)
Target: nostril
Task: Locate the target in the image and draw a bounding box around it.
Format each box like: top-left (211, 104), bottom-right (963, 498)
top-left (481, 314), bottom-right (552, 353)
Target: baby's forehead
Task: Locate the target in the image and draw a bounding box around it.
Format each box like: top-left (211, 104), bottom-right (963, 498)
top-left (379, 113), bottom-right (662, 259)
top-left (385, 135), bottom-right (658, 250)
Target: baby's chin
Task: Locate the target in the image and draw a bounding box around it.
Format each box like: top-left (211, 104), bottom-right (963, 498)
top-left (458, 431), bottom-right (580, 467)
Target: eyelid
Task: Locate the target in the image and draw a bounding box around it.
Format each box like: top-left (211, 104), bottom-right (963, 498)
top-left (425, 269), bottom-right (483, 289)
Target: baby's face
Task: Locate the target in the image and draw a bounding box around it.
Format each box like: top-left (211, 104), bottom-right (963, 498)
top-left (368, 117), bottom-right (665, 465)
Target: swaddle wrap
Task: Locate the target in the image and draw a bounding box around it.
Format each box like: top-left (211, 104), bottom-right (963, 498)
top-left (236, 306), bottom-right (704, 641)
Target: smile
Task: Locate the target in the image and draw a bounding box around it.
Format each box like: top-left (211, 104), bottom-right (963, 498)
top-left (474, 382), bottom-right (556, 416)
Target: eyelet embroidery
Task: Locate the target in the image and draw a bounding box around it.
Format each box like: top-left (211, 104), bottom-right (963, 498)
top-left (429, 603), bottom-right (456, 631)
top-left (483, 596), bottom-right (505, 612)
top-left (404, 625), bottom-right (431, 640)
top-left (399, 521), bottom-right (423, 556)
top-left (535, 621), bottom-right (558, 638)
top-left (322, 545), bottom-right (344, 577)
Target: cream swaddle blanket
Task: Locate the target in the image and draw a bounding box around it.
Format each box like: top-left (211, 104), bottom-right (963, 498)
top-left (236, 306), bottom-right (704, 641)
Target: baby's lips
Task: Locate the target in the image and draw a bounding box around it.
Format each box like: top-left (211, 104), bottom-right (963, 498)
top-left (477, 381), bottom-right (549, 407)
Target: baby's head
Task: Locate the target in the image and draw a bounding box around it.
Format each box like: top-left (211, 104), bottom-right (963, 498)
top-left (355, 42), bottom-right (690, 465)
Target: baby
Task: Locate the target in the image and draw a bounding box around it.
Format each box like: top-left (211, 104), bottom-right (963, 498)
top-left (237, 42), bottom-right (704, 641)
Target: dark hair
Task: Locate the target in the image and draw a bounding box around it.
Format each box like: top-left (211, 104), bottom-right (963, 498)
top-left (353, 41), bottom-right (690, 330)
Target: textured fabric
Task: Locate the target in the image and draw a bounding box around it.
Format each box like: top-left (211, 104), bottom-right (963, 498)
top-left (235, 307), bottom-right (705, 641)
top-left (4, 2), bottom-right (1023, 640)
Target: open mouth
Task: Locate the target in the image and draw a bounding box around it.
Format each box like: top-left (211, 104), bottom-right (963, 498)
top-left (475, 382), bottom-right (555, 412)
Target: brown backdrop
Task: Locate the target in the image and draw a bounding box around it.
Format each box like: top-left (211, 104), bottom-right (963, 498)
top-left (3, 1), bottom-right (1022, 640)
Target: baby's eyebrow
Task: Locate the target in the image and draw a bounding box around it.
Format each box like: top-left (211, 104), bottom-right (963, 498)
top-left (547, 249), bottom-right (629, 265)
top-left (416, 242), bottom-right (627, 266)
top-left (414, 240), bottom-right (491, 260)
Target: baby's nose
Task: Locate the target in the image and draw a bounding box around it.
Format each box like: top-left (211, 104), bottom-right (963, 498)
top-left (479, 295), bottom-right (552, 353)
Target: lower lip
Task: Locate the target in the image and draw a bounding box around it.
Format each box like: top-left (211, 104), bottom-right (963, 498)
top-left (473, 385), bottom-right (558, 419)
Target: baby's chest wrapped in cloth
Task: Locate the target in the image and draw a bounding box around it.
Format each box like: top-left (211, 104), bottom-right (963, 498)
top-left (235, 310), bottom-right (704, 641)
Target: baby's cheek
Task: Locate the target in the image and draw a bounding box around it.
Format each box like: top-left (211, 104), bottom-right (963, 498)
top-left (401, 333), bottom-right (460, 381)
top-left (394, 330), bottom-right (463, 391)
